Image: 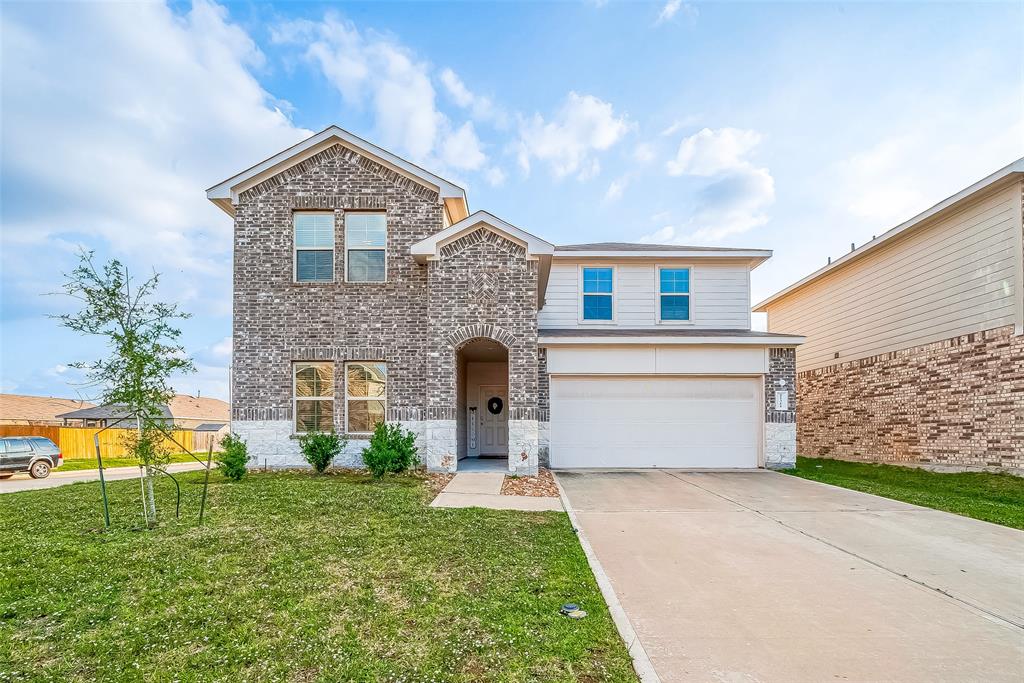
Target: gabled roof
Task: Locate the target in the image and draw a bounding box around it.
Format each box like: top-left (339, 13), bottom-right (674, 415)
top-left (207, 126), bottom-right (469, 220)
top-left (754, 156), bottom-right (1024, 312)
top-left (410, 210), bottom-right (554, 263)
top-left (56, 394), bottom-right (229, 422)
top-left (0, 394), bottom-right (95, 423)
top-left (557, 242), bottom-right (758, 252)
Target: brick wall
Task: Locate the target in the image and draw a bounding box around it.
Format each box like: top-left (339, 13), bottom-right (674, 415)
top-left (764, 347), bottom-right (797, 468)
top-left (797, 325), bottom-right (1024, 470)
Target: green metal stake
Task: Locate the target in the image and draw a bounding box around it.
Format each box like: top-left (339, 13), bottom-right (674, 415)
top-left (198, 442), bottom-right (214, 524)
top-left (94, 433), bottom-right (111, 528)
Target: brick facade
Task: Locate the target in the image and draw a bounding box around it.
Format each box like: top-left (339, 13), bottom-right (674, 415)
top-left (764, 347), bottom-right (798, 468)
top-left (797, 325), bottom-right (1024, 470)
top-left (231, 143), bottom-right (541, 473)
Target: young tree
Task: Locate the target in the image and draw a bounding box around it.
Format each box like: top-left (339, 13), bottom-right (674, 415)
top-left (56, 250), bottom-right (194, 526)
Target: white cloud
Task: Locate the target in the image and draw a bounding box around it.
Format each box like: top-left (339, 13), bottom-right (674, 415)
top-left (516, 92), bottom-right (634, 179)
top-left (666, 127), bottom-right (763, 176)
top-left (439, 68), bottom-right (508, 128)
top-left (484, 166), bottom-right (507, 187)
top-left (439, 121), bottom-right (487, 171)
top-left (655, 0), bottom-right (697, 25)
top-left (633, 142), bottom-right (656, 163)
top-left (603, 176), bottom-right (628, 202)
top-left (647, 126), bottom-right (776, 243)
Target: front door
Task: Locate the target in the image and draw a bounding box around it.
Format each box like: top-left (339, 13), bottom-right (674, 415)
top-left (478, 385), bottom-right (508, 456)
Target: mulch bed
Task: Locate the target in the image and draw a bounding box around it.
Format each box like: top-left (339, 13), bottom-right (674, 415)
top-left (422, 472), bottom-right (455, 496)
top-left (501, 468), bottom-right (559, 498)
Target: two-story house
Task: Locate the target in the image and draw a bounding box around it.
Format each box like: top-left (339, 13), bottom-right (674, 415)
top-left (208, 126), bottom-right (803, 475)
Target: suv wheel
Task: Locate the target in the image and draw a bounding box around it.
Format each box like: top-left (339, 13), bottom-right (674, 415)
top-left (29, 461), bottom-right (51, 479)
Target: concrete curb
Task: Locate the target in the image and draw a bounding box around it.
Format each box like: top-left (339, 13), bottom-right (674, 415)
top-left (553, 473), bottom-right (661, 683)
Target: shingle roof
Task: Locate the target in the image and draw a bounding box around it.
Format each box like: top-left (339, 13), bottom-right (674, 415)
top-left (538, 328), bottom-right (802, 338)
top-left (555, 242), bottom-right (757, 252)
top-left (0, 394), bottom-right (96, 422)
top-left (194, 422), bottom-right (228, 432)
top-left (56, 394), bottom-right (229, 422)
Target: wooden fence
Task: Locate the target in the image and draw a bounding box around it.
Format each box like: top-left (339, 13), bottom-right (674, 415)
top-left (0, 425), bottom-right (61, 443)
top-left (57, 427), bottom-right (195, 460)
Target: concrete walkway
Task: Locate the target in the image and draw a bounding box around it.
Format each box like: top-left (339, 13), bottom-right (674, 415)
top-left (430, 472), bottom-right (562, 511)
top-left (0, 461), bottom-right (208, 494)
top-left (557, 469), bottom-right (1024, 683)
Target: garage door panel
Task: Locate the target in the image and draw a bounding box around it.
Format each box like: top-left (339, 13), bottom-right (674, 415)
top-left (550, 376), bottom-right (760, 469)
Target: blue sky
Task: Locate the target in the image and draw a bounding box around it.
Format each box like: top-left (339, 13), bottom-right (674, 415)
top-left (2, 0), bottom-right (1021, 401)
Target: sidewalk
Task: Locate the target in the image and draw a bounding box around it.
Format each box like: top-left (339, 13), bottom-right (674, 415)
top-left (0, 461), bottom-right (208, 494)
top-left (430, 472), bottom-right (563, 511)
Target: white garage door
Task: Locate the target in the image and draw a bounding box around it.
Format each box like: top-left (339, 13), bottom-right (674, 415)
top-left (550, 376), bottom-right (761, 468)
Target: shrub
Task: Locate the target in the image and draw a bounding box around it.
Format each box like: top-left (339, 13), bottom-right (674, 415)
top-left (217, 433), bottom-right (250, 481)
top-left (362, 422), bottom-right (419, 478)
top-left (298, 431), bottom-right (346, 474)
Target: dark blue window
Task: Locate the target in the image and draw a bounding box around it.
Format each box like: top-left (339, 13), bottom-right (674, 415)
top-left (659, 268), bottom-right (690, 320)
top-left (296, 250), bottom-right (333, 282)
top-left (582, 267), bottom-right (613, 320)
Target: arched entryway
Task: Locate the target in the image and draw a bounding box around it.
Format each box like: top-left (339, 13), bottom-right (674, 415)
top-left (455, 338), bottom-right (509, 470)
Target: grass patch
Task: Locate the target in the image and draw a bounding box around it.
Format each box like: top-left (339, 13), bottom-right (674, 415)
top-left (57, 452), bottom-right (200, 471)
top-left (785, 456), bottom-right (1024, 529)
top-left (0, 471), bottom-right (636, 682)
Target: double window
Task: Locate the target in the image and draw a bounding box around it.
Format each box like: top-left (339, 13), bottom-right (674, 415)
top-left (659, 267), bottom-right (691, 321)
top-left (345, 213), bottom-right (387, 282)
top-left (294, 213), bottom-right (335, 282)
top-left (293, 361), bottom-right (388, 434)
top-left (581, 267), bottom-right (614, 321)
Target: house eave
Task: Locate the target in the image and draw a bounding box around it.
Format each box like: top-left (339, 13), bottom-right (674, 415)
top-left (538, 334), bottom-right (806, 346)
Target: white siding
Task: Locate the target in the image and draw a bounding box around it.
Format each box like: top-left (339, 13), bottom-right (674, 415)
top-left (764, 183), bottom-right (1023, 372)
top-left (538, 259), bottom-right (752, 329)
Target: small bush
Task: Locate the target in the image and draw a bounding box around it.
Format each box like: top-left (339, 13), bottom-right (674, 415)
top-left (298, 431), bottom-right (346, 474)
top-left (362, 422), bottom-right (419, 478)
top-left (217, 433), bottom-right (250, 481)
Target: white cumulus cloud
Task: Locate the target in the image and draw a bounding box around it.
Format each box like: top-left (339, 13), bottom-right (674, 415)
top-left (515, 92), bottom-right (634, 180)
top-left (655, 0), bottom-right (698, 25)
top-left (439, 68), bottom-right (508, 128)
top-left (666, 127), bottom-right (763, 176)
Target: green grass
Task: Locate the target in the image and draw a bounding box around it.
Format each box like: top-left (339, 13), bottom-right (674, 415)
top-left (785, 456), bottom-right (1024, 529)
top-left (0, 472), bottom-right (636, 682)
top-left (57, 452), bottom-right (200, 471)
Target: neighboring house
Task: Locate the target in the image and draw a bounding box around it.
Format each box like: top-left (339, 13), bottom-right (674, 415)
top-left (755, 159), bottom-right (1024, 471)
top-left (0, 394), bottom-right (95, 426)
top-left (57, 394), bottom-right (229, 430)
top-left (208, 125), bottom-right (803, 475)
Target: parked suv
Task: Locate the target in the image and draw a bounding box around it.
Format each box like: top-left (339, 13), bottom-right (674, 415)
top-left (0, 437), bottom-right (63, 479)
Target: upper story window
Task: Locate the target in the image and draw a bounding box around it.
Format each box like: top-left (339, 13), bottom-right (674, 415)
top-left (294, 362), bottom-right (334, 433)
top-left (345, 362), bottom-right (387, 433)
top-left (345, 213), bottom-right (387, 282)
top-left (659, 267), bottom-right (691, 321)
top-left (581, 267), bottom-right (614, 321)
top-left (294, 213), bottom-right (335, 282)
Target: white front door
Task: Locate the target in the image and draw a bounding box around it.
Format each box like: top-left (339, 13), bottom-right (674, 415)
top-left (549, 376), bottom-right (761, 468)
top-left (478, 385), bottom-right (508, 455)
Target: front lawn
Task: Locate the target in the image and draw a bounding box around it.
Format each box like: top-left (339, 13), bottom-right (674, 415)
top-left (0, 471), bottom-right (635, 682)
top-left (58, 452), bottom-right (200, 471)
top-left (785, 456), bottom-right (1024, 529)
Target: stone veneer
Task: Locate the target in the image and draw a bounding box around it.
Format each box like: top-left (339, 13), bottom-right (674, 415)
top-left (232, 143), bottom-right (540, 474)
top-left (797, 325), bottom-right (1024, 471)
top-left (763, 347), bottom-right (798, 468)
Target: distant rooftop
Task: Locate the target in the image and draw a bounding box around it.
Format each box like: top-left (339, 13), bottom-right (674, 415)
top-left (555, 242), bottom-right (756, 252)
top-left (0, 394), bottom-right (96, 423)
top-left (56, 394), bottom-right (229, 422)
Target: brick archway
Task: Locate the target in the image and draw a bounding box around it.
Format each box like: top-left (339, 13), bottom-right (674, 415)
top-left (445, 323), bottom-right (518, 350)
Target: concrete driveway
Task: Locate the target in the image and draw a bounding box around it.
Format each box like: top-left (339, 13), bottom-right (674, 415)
top-left (557, 469), bottom-right (1024, 683)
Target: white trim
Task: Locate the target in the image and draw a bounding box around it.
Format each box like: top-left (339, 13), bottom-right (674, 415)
top-left (207, 126), bottom-right (468, 216)
top-left (555, 249), bottom-right (771, 263)
top-left (293, 211), bottom-right (336, 284)
top-left (410, 210), bottom-right (554, 263)
top-left (539, 335), bottom-right (805, 346)
top-left (578, 264), bottom-right (617, 324)
top-left (343, 211), bottom-right (388, 284)
top-left (655, 264), bottom-right (694, 325)
top-left (754, 158), bottom-right (1024, 311)
top-left (344, 361), bottom-right (387, 436)
top-left (292, 361), bottom-right (335, 434)
top-left (1012, 179), bottom-right (1024, 336)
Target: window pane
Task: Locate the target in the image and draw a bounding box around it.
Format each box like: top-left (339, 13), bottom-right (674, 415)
top-left (661, 294), bottom-right (690, 320)
top-left (296, 250), bottom-right (333, 282)
top-left (347, 249), bottom-right (386, 282)
top-left (295, 213), bottom-right (334, 248)
top-left (660, 268), bottom-right (690, 294)
top-left (583, 294), bottom-right (613, 320)
top-left (296, 400), bottom-right (334, 432)
top-left (345, 213), bottom-right (387, 248)
top-left (347, 363), bottom-right (387, 398)
top-left (347, 400), bottom-right (386, 433)
top-left (582, 267), bottom-right (613, 293)
top-left (295, 363), bottom-right (333, 397)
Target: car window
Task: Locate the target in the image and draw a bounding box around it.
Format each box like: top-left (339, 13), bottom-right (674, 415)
top-left (29, 437), bottom-right (58, 451)
top-left (3, 439), bottom-right (32, 453)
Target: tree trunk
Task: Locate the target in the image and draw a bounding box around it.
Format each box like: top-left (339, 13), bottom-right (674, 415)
top-left (138, 414), bottom-right (156, 528)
